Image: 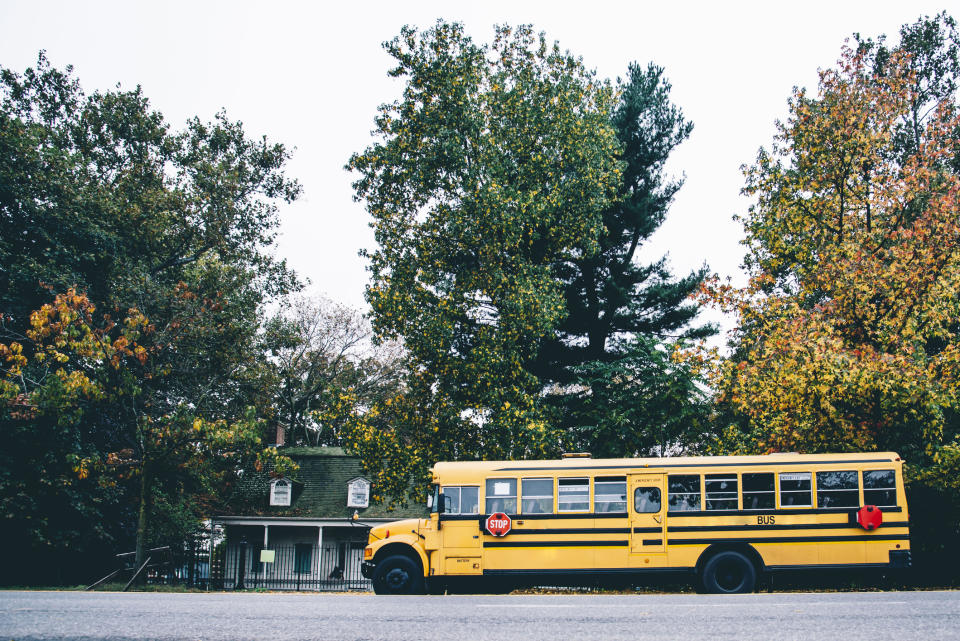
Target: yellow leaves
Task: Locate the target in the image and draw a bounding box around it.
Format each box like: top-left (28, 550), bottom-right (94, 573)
top-left (0, 341), bottom-right (28, 375)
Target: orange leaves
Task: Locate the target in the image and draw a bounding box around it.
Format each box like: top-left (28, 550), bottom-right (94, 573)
top-left (710, 37), bottom-right (960, 460)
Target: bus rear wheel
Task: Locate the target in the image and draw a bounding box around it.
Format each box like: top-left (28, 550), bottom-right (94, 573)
top-left (372, 555), bottom-right (426, 595)
top-left (700, 551), bottom-right (756, 594)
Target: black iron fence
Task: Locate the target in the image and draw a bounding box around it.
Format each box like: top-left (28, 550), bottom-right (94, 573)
top-left (85, 527), bottom-right (371, 592)
top-left (219, 541), bottom-right (370, 591)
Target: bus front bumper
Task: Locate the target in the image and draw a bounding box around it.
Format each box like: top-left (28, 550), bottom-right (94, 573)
top-left (361, 561), bottom-right (376, 579)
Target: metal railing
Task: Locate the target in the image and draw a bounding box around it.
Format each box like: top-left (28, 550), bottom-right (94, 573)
top-left (219, 542), bottom-right (371, 591)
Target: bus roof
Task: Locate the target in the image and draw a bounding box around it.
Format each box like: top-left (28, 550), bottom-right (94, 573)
top-left (431, 452), bottom-right (901, 477)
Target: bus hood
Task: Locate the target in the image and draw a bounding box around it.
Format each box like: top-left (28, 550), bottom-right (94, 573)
top-left (368, 518), bottom-right (423, 543)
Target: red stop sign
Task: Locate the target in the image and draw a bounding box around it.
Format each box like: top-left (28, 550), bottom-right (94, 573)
top-left (485, 512), bottom-right (512, 537)
top-left (857, 505), bottom-right (883, 530)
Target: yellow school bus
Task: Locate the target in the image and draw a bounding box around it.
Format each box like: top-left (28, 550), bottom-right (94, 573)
top-left (360, 452), bottom-right (910, 594)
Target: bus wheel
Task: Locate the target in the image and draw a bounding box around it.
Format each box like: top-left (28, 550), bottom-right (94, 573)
top-left (372, 555), bottom-right (425, 595)
top-left (700, 551), bottom-right (756, 594)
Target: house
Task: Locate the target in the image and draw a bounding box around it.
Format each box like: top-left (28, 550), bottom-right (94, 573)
top-left (212, 447), bottom-right (425, 590)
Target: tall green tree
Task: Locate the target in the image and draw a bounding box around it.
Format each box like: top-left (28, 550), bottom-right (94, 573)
top-left (0, 53), bottom-right (300, 579)
top-left (347, 21), bottom-right (622, 488)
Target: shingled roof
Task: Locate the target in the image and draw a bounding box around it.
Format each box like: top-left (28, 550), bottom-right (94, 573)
top-left (266, 447), bottom-right (425, 520)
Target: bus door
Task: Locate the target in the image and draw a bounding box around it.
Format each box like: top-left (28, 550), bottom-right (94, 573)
top-left (628, 474), bottom-right (666, 555)
top-left (439, 485), bottom-right (483, 575)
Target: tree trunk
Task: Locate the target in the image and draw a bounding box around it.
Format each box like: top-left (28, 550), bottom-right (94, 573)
top-left (134, 460), bottom-right (152, 581)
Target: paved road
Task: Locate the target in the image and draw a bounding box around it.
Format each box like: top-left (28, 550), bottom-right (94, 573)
top-left (1, 590), bottom-right (958, 641)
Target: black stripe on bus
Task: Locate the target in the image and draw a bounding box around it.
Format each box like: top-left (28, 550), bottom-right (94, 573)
top-left (482, 562), bottom-right (899, 577)
top-left (507, 527), bottom-right (631, 535)
top-left (667, 521), bottom-right (910, 533)
top-left (669, 534), bottom-right (909, 545)
top-left (484, 567), bottom-right (695, 576)
top-left (440, 512), bottom-right (628, 521)
top-left (494, 458), bottom-right (895, 472)
top-left (484, 540), bottom-right (629, 548)
top-left (496, 522), bottom-right (908, 535)
top-left (666, 506), bottom-right (902, 517)
top-left (441, 506), bottom-right (902, 521)
top-left (642, 539), bottom-right (663, 546)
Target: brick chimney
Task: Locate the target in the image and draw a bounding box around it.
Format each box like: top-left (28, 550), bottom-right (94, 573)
top-left (274, 424), bottom-right (285, 447)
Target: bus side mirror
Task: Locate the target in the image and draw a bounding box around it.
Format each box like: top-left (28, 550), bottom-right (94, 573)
top-left (437, 493), bottom-right (446, 514)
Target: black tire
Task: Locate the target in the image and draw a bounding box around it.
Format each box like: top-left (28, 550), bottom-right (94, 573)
top-left (700, 551), bottom-right (757, 594)
top-left (372, 555), bottom-right (425, 595)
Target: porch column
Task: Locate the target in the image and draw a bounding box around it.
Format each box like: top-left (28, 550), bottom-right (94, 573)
top-left (317, 526), bottom-right (324, 580)
top-left (263, 525), bottom-right (269, 548)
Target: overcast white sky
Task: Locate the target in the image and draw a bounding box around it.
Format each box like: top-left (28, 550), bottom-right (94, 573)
top-left (1, 1), bottom-right (952, 329)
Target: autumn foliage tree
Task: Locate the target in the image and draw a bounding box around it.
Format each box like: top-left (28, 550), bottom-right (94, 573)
top-left (705, 14), bottom-right (960, 578)
top-left (0, 288), bottom-right (296, 572)
top-left (0, 54), bottom-right (301, 580)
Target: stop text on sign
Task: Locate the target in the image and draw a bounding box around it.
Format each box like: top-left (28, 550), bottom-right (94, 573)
top-left (485, 512), bottom-right (512, 536)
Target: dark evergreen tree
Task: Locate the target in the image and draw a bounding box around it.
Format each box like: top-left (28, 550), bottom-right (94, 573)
top-left (533, 62), bottom-right (715, 455)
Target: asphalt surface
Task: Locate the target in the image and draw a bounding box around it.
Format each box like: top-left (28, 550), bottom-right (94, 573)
top-left (1, 590), bottom-right (958, 641)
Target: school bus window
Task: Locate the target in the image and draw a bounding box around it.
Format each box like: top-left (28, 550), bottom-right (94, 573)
top-left (705, 474), bottom-right (738, 510)
top-left (779, 472), bottom-right (812, 506)
top-left (442, 486), bottom-right (461, 514)
top-left (634, 487), bottom-right (661, 513)
top-left (863, 470), bottom-right (897, 507)
top-left (742, 473), bottom-right (775, 509)
top-left (594, 476), bottom-right (627, 512)
top-left (558, 478), bottom-right (589, 511)
top-left (485, 478), bottom-right (517, 514)
top-left (668, 475), bottom-right (701, 511)
top-left (461, 486), bottom-right (479, 513)
top-left (443, 486), bottom-right (479, 514)
top-left (816, 471), bottom-right (859, 508)
top-left (521, 478), bottom-right (554, 514)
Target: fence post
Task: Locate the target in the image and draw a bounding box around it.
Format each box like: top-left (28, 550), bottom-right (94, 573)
top-left (187, 537), bottom-right (196, 587)
top-left (236, 537), bottom-right (247, 590)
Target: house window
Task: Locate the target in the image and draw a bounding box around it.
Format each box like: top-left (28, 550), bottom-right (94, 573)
top-left (270, 478), bottom-right (291, 506)
top-left (347, 478), bottom-right (370, 508)
top-left (294, 543), bottom-right (312, 574)
top-left (251, 543), bottom-right (263, 573)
